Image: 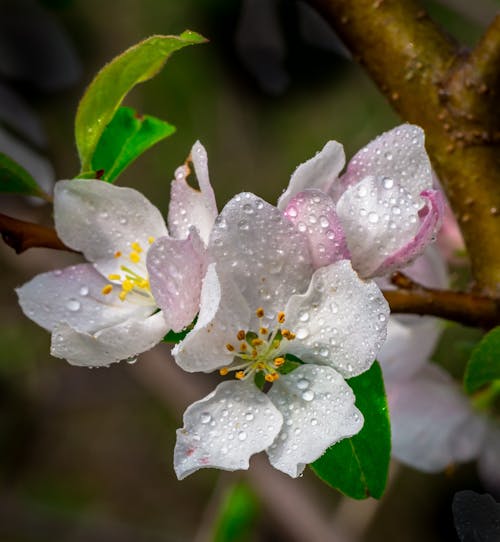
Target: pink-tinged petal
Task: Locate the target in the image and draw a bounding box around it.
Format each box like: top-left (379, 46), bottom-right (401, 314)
top-left (173, 264), bottom-right (251, 373)
top-left (437, 198), bottom-right (465, 262)
top-left (277, 140), bottom-right (345, 210)
top-left (168, 141), bottom-right (218, 244)
top-left (388, 364), bottom-right (487, 472)
top-left (174, 380), bottom-right (283, 479)
top-left (16, 263), bottom-right (152, 334)
top-left (147, 229), bottom-right (207, 333)
top-left (333, 124), bottom-right (432, 202)
top-left (478, 425), bottom-right (500, 495)
top-left (371, 189), bottom-right (445, 277)
top-left (209, 193), bottom-right (313, 324)
top-left (50, 311), bottom-right (168, 367)
top-left (54, 179), bottom-right (167, 261)
top-left (284, 260), bottom-right (389, 378)
top-left (267, 365), bottom-right (363, 477)
top-left (284, 189), bottom-right (349, 268)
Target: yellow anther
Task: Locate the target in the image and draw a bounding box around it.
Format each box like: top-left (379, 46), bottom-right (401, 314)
top-left (237, 330), bottom-right (246, 341)
top-left (139, 279), bottom-right (149, 289)
top-left (282, 329), bottom-right (291, 339)
top-left (288, 332), bottom-right (296, 340)
top-left (259, 327), bottom-right (268, 335)
top-left (226, 343), bottom-right (235, 352)
top-left (240, 343), bottom-right (248, 352)
top-left (101, 284), bottom-right (113, 295)
top-left (235, 371), bottom-right (245, 380)
top-left (251, 338), bottom-right (263, 347)
top-left (251, 350), bottom-right (258, 358)
top-left (256, 307), bottom-right (265, 318)
top-left (272, 373), bottom-right (280, 381)
top-left (114, 251), bottom-right (122, 258)
top-left (277, 311), bottom-right (286, 324)
top-left (256, 362), bottom-right (265, 370)
top-left (108, 274), bottom-right (121, 281)
top-left (131, 242), bottom-right (143, 253)
top-left (148, 236), bottom-right (155, 244)
top-left (130, 251), bottom-right (141, 263)
top-left (265, 373), bottom-right (275, 383)
top-left (219, 367), bottom-right (229, 376)
top-left (274, 357), bottom-right (285, 367)
top-left (122, 280), bottom-right (134, 292)
top-left (119, 291), bottom-right (128, 301)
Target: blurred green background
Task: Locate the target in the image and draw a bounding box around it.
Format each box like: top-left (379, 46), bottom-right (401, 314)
top-left (0, 0), bottom-right (498, 540)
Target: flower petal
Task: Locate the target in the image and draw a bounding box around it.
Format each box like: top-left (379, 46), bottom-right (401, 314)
top-left (336, 175), bottom-right (426, 277)
top-left (284, 260), bottom-right (388, 378)
top-left (173, 264), bottom-right (251, 373)
top-left (51, 311), bottom-right (168, 367)
top-left (147, 229), bottom-right (207, 333)
top-left (174, 380), bottom-right (283, 479)
top-left (284, 189), bottom-right (349, 268)
top-left (168, 141), bottom-right (218, 244)
top-left (371, 189), bottom-right (444, 276)
top-left (388, 364), bottom-right (487, 472)
top-left (209, 192), bottom-right (313, 324)
top-left (16, 263), bottom-right (152, 333)
top-left (277, 140), bottom-right (345, 210)
top-left (54, 179), bottom-right (168, 262)
top-left (266, 364), bottom-right (363, 477)
top-left (334, 124), bottom-right (432, 202)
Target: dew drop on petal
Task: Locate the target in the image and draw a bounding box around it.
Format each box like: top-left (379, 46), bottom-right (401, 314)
top-left (302, 390), bottom-right (314, 402)
top-left (66, 299), bottom-right (81, 311)
top-left (201, 412), bottom-right (212, 424)
top-left (238, 431), bottom-right (247, 441)
top-left (311, 418), bottom-right (318, 426)
top-left (296, 328), bottom-right (309, 340)
top-left (245, 412), bottom-right (254, 421)
top-left (297, 378), bottom-right (309, 390)
top-left (368, 212), bottom-right (379, 224)
top-left (79, 286), bottom-right (89, 296)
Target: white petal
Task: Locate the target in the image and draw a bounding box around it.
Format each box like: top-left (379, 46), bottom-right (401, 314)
top-left (277, 140), bottom-right (345, 210)
top-left (54, 179), bottom-right (168, 261)
top-left (478, 425), bottom-right (500, 494)
top-left (336, 124), bottom-right (432, 201)
top-left (336, 175), bottom-right (423, 277)
top-left (174, 380), bottom-right (283, 479)
top-left (147, 229), bottom-right (207, 332)
top-left (267, 364), bottom-right (363, 477)
top-left (388, 364), bottom-right (487, 472)
top-left (284, 260), bottom-right (389, 378)
top-left (173, 264), bottom-right (251, 373)
top-left (16, 263), bottom-right (152, 333)
top-left (209, 192), bottom-right (313, 324)
top-left (51, 311), bottom-right (168, 367)
top-left (168, 141), bottom-right (218, 244)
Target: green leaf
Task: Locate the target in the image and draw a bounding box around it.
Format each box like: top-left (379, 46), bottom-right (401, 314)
top-left (75, 31), bottom-right (206, 171)
top-left (310, 361), bottom-right (391, 499)
top-left (210, 482), bottom-right (258, 542)
top-left (464, 326), bottom-right (500, 393)
top-left (91, 106), bottom-right (175, 182)
top-left (162, 316), bottom-right (198, 344)
top-left (0, 153), bottom-right (48, 199)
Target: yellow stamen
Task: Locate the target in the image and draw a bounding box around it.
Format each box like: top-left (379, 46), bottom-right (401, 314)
top-left (122, 280), bottom-right (134, 292)
top-left (259, 327), bottom-right (268, 335)
top-left (237, 330), bottom-right (246, 341)
top-left (282, 329), bottom-right (291, 339)
top-left (240, 343), bottom-right (248, 352)
top-left (251, 338), bottom-right (263, 347)
top-left (114, 251), bottom-right (122, 258)
top-left (274, 357), bottom-right (285, 367)
top-left (130, 251), bottom-right (141, 263)
top-left (219, 367), bottom-right (229, 376)
top-left (288, 332), bottom-right (296, 340)
top-left (108, 274), bottom-right (121, 281)
top-left (235, 371), bottom-right (245, 380)
top-left (256, 362), bottom-right (265, 370)
top-left (226, 343), bottom-right (235, 352)
top-left (277, 311), bottom-right (286, 324)
top-left (139, 280), bottom-right (149, 289)
top-left (272, 373), bottom-right (280, 381)
top-left (131, 242), bottom-right (143, 253)
top-left (119, 291), bottom-right (128, 301)
top-left (265, 374), bottom-right (275, 383)
top-left (251, 349), bottom-right (258, 358)
top-left (148, 236), bottom-right (155, 244)
top-left (256, 307), bottom-right (265, 318)
top-left (101, 284), bottom-right (113, 295)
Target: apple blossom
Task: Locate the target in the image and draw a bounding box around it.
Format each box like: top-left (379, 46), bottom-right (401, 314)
top-left (17, 141), bottom-right (216, 367)
top-left (173, 192), bottom-right (389, 479)
top-left (278, 124), bottom-right (444, 278)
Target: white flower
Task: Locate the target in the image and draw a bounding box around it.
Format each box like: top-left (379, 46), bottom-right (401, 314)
top-left (278, 124), bottom-right (444, 278)
top-left (17, 141), bottom-right (217, 367)
top-left (173, 192), bottom-right (389, 479)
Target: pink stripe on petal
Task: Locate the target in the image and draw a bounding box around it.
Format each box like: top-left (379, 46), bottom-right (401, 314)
top-left (284, 189), bottom-right (350, 269)
top-left (371, 189), bottom-right (445, 277)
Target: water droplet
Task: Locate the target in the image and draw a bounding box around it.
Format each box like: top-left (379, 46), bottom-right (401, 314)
top-left (287, 206), bottom-right (298, 218)
top-left (311, 418), bottom-right (318, 426)
top-left (126, 356), bottom-right (137, 365)
top-left (119, 217), bottom-right (128, 225)
top-left (384, 151), bottom-right (393, 160)
top-left (79, 286), bottom-right (89, 296)
top-left (296, 328), bottom-right (309, 340)
top-left (66, 299), bottom-right (81, 311)
top-left (382, 177), bottom-right (394, 189)
top-left (299, 311), bottom-right (309, 322)
top-left (302, 390), bottom-right (314, 402)
top-left (368, 212), bottom-right (379, 224)
top-left (245, 412), bottom-right (254, 421)
top-left (378, 313), bottom-right (386, 322)
top-left (242, 203), bottom-right (254, 214)
top-left (201, 412), bottom-right (212, 424)
top-left (297, 378), bottom-right (309, 390)
top-left (238, 431), bottom-right (247, 441)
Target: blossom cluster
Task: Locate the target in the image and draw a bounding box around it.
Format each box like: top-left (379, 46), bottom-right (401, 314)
top-left (17, 124), bottom-right (447, 479)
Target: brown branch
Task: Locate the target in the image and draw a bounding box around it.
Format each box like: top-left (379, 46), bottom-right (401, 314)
top-left (306, 0), bottom-right (500, 294)
top-left (0, 213), bottom-right (74, 254)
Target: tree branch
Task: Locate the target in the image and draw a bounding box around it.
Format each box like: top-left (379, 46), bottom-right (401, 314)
top-left (307, 0), bottom-right (500, 294)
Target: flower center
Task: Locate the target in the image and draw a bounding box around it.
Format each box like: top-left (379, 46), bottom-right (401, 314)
top-left (219, 308), bottom-right (296, 383)
top-left (101, 238), bottom-right (156, 304)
